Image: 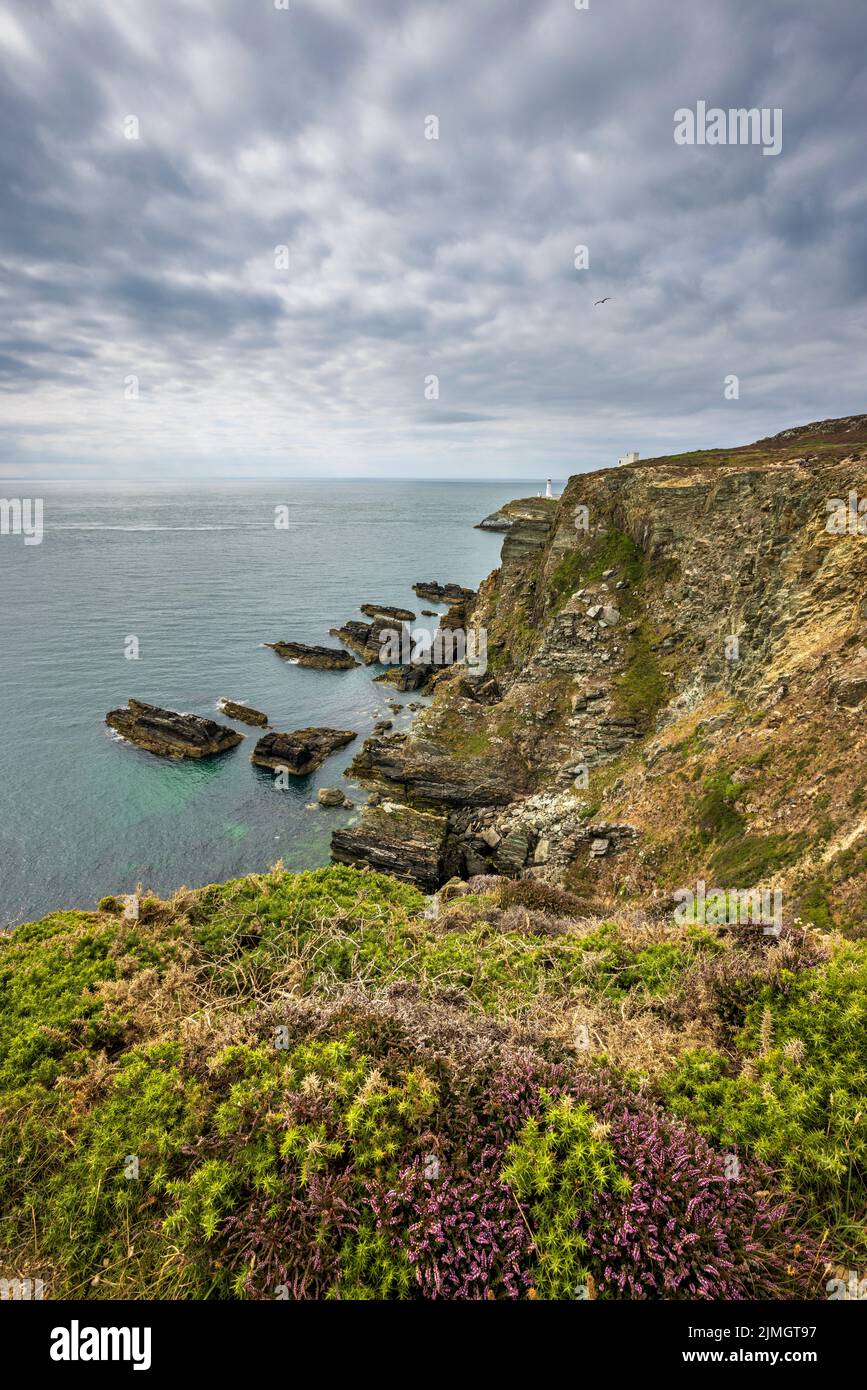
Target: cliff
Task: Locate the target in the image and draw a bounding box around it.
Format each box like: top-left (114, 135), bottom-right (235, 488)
top-left (3, 413), bottom-right (866, 1301)
top-left (333, 414), bottom-right (867, 935)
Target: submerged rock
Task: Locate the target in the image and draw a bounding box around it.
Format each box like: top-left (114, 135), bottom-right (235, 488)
top-left (251, 728), bottom-right (356, 775)
top-left (218, 699), bottom-right (269, 727)
top-left (267, 642), bottom-right (358, 670)
top-left (106, 700), bottom-right (244, 759)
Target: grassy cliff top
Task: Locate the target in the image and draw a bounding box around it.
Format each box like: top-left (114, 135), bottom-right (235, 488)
top-left (1, 864), bottom-right (862, 1299)
top-left (614, 412), bottom-right (867, 474)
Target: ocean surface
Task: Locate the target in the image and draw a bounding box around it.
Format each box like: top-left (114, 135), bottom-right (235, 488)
top-left (0, 480), bottom-right (532, 929)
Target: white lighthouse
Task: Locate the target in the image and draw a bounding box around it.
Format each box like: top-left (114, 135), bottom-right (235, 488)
top-left (545, 479), bottom-right (553, 498)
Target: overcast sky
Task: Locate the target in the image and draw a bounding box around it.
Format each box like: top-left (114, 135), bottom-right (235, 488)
top-left (1, 0), bottom-right (866, 480)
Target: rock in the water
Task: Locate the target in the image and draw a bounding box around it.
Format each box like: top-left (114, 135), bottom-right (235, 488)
top-left (318, 787), bottom-right (349, 807)
top-left (106, 700), bottom-right (245, 759)
top-left (412, 581), bottom-right (476, 605)
top-left (331, 800), bottom-right (448, 890)
top-left (267, 642), bottom-right (358, 670)
top-left (373, 719), bottom-right (394, 732)
top-left (329, 620), bottom-right (395, 665)
top-left (360, 603), bottom-right (416, 622)
top-left (218, 699), bottom-right (269, 726)
top-left (374, 664), bottom-right (434, 692)
top-left (251, 728), bottom-right (356, 775)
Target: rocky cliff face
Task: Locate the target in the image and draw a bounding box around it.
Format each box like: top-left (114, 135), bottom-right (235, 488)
top-left (333, 415), bottom-right (867, 933)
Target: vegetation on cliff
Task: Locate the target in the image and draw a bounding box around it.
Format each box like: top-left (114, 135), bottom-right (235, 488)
top-left (5, 416), bottom-right (867, 1300)
top-left (1, 865), bottom-right (860, 1299)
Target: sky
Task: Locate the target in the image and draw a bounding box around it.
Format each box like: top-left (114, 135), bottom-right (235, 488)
top-left (1, 0), bottom-right (866, 480)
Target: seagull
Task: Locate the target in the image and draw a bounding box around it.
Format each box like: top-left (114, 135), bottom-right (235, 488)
top-left (594, 297), bottom-right (612, 306)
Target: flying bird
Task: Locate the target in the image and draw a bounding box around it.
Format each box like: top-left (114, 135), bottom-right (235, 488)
top-left (594, 297), bottom-right (612, 306)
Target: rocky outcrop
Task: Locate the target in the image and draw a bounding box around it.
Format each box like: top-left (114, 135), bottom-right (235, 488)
top-left (374, 664), bottom-right (435, 692)
top-left (413, 581), bottom-right (476, 604)
top-left (106, 700), bottom-right (244, 759)
top-left (331, 800), bottom-right (449, 890)
top-left (329, 620), bottom-right (394, 665)
top-left (359, 603), bottom-right (416, 622)
top-left (218, 699), bottom-right (269, 727)
top-left (333, 414), bottom-right (867, 916)
top-left (346, 731), bottom-right (513, 807)
top-left (251, 728), bottom-right (356, 775)
top-left (267, 642), bottom-right (358, 670)
top-left (317, 787), bottom-right (351, 807)
top-left (476, 496), bottom-right (558, 532)
top-left (829, 649), bottom-right (867, 707)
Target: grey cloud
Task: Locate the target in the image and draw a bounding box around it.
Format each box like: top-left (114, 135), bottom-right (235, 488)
top-left (0, 0), bottom-right (866, 478)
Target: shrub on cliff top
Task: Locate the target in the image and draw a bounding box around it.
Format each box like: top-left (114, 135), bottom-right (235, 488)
top-left (0, 865), bottom-right (841, 1298)
top-left (660, 940), bottom-right (867, 1238)
top-left (574, 1091), bottom-right (820, 1299)
top-left (503, 1092), bottom-right (627, 1298)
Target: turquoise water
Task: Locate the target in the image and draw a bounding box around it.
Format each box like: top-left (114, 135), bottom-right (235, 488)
top-left (0, 480), bottom-right (526, 927)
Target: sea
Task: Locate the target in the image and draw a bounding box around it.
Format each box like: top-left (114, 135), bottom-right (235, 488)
top-left (0, 480), bottom-right (532, 928)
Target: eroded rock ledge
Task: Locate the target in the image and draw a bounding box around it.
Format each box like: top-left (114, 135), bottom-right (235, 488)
top-left (331, 800), bottom-right (449, 890)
